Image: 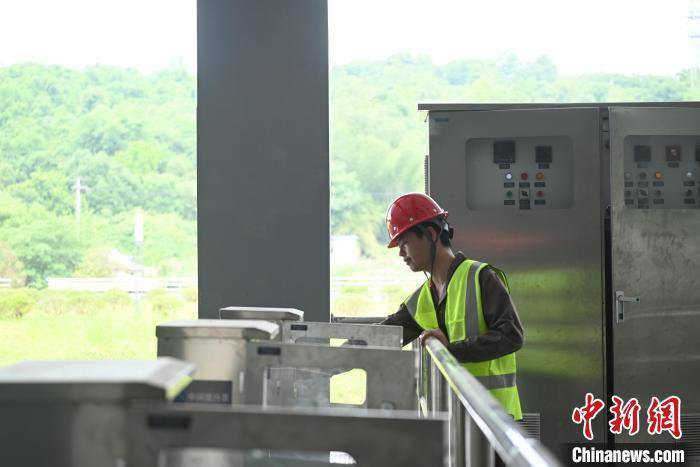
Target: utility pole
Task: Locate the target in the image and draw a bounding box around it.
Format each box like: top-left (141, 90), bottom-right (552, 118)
top-left (73, 177), bottom-right (88, 238)
top-left (134, 209), bottom-right (144, 311)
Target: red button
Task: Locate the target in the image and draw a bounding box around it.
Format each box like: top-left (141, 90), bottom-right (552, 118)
top-left (537, 191), bottom-right (544, 198)
top-left (521, 173), bottom-right (528, 180)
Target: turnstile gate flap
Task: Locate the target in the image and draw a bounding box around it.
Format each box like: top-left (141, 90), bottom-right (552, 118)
top-left (157, 319), bottom-right (279, 340)
top-left (219, 306), bottom-right (304, 321)
top-left (0, 358), bottom-right (194, 403)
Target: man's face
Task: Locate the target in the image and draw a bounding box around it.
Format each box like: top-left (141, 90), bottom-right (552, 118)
top-left (397, 230), bottom-right (432, 272)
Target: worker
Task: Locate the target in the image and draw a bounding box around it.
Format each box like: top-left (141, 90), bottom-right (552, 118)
top-left (381, 192), bottom-right (523, 421)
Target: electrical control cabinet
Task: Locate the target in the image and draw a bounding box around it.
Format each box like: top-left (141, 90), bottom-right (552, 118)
top-left (424, 105), bottom-right (604, 459)
top-left (465, 136), bottom-right (573, 210)
top-left (623, 136), bottom-right (700, 209)
top-left (421, 102), bottom-right (700, 464)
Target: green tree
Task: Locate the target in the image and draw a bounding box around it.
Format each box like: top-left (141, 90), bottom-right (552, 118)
top-left (0, 241), bottom-right (26, 287)
top-left (0, 196), bottom-right (80, 287)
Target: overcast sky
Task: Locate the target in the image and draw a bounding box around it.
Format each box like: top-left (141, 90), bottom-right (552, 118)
top-left (0, 0), bottom-right (697, 76)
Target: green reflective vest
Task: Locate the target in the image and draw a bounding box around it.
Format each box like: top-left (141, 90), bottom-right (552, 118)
top-left (404, 259), bottom-right (523, 420)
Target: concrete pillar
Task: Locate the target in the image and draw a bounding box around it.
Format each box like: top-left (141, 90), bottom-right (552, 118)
top-left (197, 0), bottom-right (329, 321)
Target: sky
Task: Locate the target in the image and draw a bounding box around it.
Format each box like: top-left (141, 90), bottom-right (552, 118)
top-left (0, 0), bottom-right (197, 73)
top-left (0, 0), bottom-right (697, 76)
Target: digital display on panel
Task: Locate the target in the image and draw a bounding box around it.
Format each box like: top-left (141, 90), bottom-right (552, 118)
top-left (493, 141), bottom-right (515, 164)
top-left (666, 145), bottom-right (682, 162)
top-left (634, 145), bottom-right (651, 162)
top-left (535, 145), bottom-right (553, 163)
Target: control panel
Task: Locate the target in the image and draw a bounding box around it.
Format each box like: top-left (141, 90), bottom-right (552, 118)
top-left (464, 136), bottom-right (574, 210)
top-left (623, 136), bottom-right (700, 209)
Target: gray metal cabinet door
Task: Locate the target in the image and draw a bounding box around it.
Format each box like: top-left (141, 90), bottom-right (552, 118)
top-left (428, 107), bottom-right (605, 452)
top-left (609, 106), bottom-right (700, 446)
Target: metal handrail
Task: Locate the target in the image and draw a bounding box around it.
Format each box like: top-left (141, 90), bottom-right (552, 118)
top-left (424, 337), bottom-right (561, 467)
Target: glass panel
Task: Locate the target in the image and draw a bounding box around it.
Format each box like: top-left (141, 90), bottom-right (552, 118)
top-left (0, 0), bottom-right (197, 365)
top-left (328, 0), bottom-right (700, 322)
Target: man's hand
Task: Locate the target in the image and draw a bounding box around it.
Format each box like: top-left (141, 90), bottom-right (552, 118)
top-left (419, 328), bottom-right (449, 347)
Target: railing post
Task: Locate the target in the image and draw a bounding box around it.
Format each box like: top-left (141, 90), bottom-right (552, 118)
top-left (465, 409), bottom-right (495, 467)
top-left (423, 337), bottom-right (561, 467)
top-left (448, 386), bottom-right (465, 467)
top-left (430, 355), bottom-right (442, 413)
top-left (418, 342), bottom-right (430, 416)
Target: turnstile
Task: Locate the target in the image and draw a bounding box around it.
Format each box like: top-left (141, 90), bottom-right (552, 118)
top-left (157, 319), bottom-right (415, 409)
top-left (243, 340), bottom-right (416, 409)
top-left (218, 306), bottom-right (403, 347)
top-left (420, 102), bottom-right (700, 460)
top-left (0, 358), bottom-right (193, 467)
top-left (0, 359), bottom-right (446, 467)
top-left (157, 319), bottom-right (278, 404)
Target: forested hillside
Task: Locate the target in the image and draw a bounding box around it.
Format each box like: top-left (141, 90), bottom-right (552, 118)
top-left (0, 63), bottom-right (196, 286)
top-left (2, 55), bottom-right (699, 285)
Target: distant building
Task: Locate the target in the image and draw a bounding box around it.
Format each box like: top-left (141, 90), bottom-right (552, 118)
top-left (331, 235), bottom-right (360, 265)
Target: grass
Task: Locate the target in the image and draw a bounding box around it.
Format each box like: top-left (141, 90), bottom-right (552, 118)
top-left (0, 301), bottom-right (197, 366)
top-left (0, 288), bottom-right (197, 366)
top-left (0, 258), bottom-right (418, 406)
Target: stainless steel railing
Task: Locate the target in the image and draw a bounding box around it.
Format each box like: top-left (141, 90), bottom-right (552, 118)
top-left (420, 337), bottom-right (561, 467)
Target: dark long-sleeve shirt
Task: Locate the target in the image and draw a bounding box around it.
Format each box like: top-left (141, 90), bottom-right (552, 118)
top-left (381, 252), bottom-right (524, 363)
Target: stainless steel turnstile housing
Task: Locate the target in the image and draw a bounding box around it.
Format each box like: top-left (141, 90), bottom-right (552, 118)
top-left (420, 102), bottom-right (700, 461)
top-left (0, 358), bottom-right (194, 467)
top-left (0, 359), bottom-right (445, 467)
top-left (157, 319), bottom-right (415, 410)
top-left (157, 319), bottom-right (279, 404)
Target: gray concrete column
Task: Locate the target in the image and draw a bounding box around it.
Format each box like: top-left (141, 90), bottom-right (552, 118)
top-left (197, 0), bottom-right (329, 321)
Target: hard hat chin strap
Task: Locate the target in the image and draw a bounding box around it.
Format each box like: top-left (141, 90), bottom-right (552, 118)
top-left (418, 224), bottom-right (439, 288)
top-left (421, 220), bottom-right (454, 289)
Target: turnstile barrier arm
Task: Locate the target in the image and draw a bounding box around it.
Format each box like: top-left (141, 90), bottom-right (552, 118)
top-left (127, 402), bottom-right (448, 467)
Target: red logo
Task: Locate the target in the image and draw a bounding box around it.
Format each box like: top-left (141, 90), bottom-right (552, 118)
top-left (573, 394), bottom-right (683, 440)
top-left (572, 393), bottom-right (605, 440)
top-left (609, 396), bottom-right (641, 436)
top-left (647, 396), bottom-right (682, 439)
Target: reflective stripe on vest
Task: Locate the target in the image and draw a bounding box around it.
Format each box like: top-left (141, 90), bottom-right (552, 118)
top-left (476, 372), bottom-right (517, 390)
top-left (465, 260), bottom-right (481, 342)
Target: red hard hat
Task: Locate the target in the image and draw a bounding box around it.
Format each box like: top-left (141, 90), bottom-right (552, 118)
top-left (386, 193), bottom-right (448, 248)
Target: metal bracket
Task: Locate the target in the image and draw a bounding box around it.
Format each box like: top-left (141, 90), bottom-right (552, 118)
top-left (615, 291), bottom-right (640, 324)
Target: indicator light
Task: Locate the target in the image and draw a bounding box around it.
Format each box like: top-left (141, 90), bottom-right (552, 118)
top-left (687, 171), bottom-right (694, 178)
top-left (505, 173), bottom-right (513, 180)
top-left (536, 172), bottom-right (545, 180)
top-left (624, 172), bottom-right (632, 180)
top-left (655, 172), bottom-right (663, 180)
top-left (536, 191), bottom-right (544, 198)
top-left (521, 173), bottom-right (528, 181)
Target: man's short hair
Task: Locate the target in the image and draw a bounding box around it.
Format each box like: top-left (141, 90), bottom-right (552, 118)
top-left (406, 218), bottom-right (452, 247)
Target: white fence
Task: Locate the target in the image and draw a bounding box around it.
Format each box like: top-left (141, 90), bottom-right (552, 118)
top-left (42, 276), bottom-right (418, 293)
top-left (47, 277), bottom-right (198, 293)
top-left (330, 276), bottom-right (419, 291)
